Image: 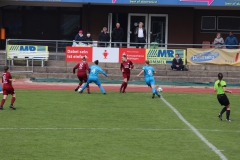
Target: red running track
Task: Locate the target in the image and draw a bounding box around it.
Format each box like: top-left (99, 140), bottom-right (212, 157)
top-left (12, 80), bottom-right (240, 94)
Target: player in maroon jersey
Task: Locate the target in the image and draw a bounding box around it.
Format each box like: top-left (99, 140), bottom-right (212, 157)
top-left (0, 66), bottom-right (16, 110)
top-left (120, 54), bottom-right (134, 93)
top-left (73, 56), bottom-right (90, 94)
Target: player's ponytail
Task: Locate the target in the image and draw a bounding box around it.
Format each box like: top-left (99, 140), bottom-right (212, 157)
top-left (4, 66), bottom-right (9, 72)
top-left (94, 60), bottom-right (99, 65)
top-left (145, 60), bottom-right (150, 65)
top-left (218, 73), bottom-right (223, 87)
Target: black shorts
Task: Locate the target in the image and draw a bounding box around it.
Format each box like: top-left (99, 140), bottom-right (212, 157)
top-left (217, 94), bottom-right (230, 106)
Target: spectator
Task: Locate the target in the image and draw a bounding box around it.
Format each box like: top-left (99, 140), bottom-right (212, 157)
top-left (112, 23), bottom-right (124, 48)
top-left (171, 54), bottom-right (184, 71)
top-left (86, 33), bottom-right (93, 45)
top-left (134, 22), bottom-right (146, 48)
top-left (225, 31), bottom-right (238, 49)
top-left (214, 33), bottom-right (224, 49)
top-left (74, 30), bottom-right (86, 44)
top-left (98, 27), bottom-right (110, 47)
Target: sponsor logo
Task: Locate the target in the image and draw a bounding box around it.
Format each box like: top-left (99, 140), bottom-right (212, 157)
top-left (191, 51), bottom-right (219, 62)
top-left (9, 45), bottom-right (47, 52)
top-left (103, 50), bottom-right (109, 59)
top-left (147, 49), bottom-right (174, 58)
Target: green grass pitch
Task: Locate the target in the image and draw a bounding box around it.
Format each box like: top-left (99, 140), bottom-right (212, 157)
top-left (0, 90), bottom-right (239, 160)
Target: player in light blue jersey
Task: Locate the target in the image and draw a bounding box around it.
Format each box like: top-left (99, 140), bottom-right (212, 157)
top-left (79, 60), bottom-right (108, 94)
top-left (137, 60), bottom-right (160, 99)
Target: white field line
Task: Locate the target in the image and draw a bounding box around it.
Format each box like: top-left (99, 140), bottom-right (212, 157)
top-left (161, 96), bottom-right (228, 160)
top-left (0, 128), bottom-right (239, 133)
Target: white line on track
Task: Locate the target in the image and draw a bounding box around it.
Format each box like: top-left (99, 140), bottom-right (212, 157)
top-left (161, 96), bottom-right (228, 160)
top-left (0, 128), bottom-right (239, 133)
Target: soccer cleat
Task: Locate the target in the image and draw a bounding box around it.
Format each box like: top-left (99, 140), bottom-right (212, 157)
top-left (74, 86), bottom-right (80, 92)
top-left (0, 106), bottom-right (4, 110)
top-left (152, 94), bottom-right (155, 99)
top-left (88, 92), bottom-right (91, 94)
top-left (10, 105), bottom-right (16, 110)
top-left (119, 89), bottom-right (122, 93)
top-left (103, 93), bottom-right (106, 95)
top-left (226, 119), bottom-right (231, 122)
top-left (158, 94), bottom-right (161, 98)
top-left (218, 114), bottom-right (222, 121)
top-left (78, 88), bottom-right (83, 94)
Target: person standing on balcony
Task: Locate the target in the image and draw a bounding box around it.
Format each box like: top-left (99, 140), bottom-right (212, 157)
top-left (134, 22), bottom-right (146, 48)
top-left (112, 23), bottom-right (124, 48)
top-left (214, 33), bottom-right (224, 49)
top-left (98, 27), bottom-right (110, 47)
top-left (74, 30), bottom-right (86, 44)
top-left (225, 31), bottom-right (238, 49)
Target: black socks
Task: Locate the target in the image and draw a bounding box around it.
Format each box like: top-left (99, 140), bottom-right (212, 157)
top-left (220, 107), bottom-right (226, 115)
top-left (226, 110), bottom-right (231, 120)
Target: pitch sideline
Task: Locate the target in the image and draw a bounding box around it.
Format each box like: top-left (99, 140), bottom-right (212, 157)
top-left (0, 128), bottom-right (239, 133)
top-left (161, 96), bottom-right (228, 160)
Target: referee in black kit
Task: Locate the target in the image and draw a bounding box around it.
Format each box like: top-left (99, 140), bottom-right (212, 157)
top-left (134, 22), bottom-right (146, 48)
top-left (214, 73), bottom-right (232, 122)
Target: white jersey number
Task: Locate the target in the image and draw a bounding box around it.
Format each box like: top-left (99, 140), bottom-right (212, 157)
top-left (2, 74), bottom-right (7, 84)
top-left (91, 68), bottom-right (96, 74)
top-left (148, 70), bottom-right (152, 75)
top-left (79, 63), bottom-right (83, 70)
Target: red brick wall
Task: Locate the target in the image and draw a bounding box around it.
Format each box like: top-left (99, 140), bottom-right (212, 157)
top-left (82, 5), bottom-right (240, 46)
top-left (81, 5), bottom-right (194, 44)
top-left (193, 9), bottom-right (240, 44)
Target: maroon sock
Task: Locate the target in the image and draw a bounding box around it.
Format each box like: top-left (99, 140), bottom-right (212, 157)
top-left (1, 99), bottom-right (6, 107)
top-left (87, 84), bottom-right (90, 93)
top-left (122, 82), bottom-right (128, 92)
top-left (11, 97), bottom-right (16, 105)
top-left (79, 81), bottom-right (83, 87)
top-left (120, 82), bottom-right (125, 91)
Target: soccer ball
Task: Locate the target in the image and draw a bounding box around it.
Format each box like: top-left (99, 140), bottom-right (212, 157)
top-left (157, 87), bottom-right (163, 92)
top-left (78, 88), bottom-right (82, 92)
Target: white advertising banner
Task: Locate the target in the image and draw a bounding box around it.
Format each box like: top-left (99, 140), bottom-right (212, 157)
top-left (92, 47), bottom-right (119, 63)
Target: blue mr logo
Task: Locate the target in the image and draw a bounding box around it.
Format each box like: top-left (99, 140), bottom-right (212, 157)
top-left (20, 46), bottom-right (36, 51)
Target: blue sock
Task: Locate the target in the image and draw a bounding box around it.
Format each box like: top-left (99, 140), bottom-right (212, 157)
top-left (154, 88), bottom-right (159, 96)
top-left (99, 85), bottom-right (106, 94)
top-left (81, 83), bottom-right (88, 91)
top-left (151, 88), bottom-right (155, 94)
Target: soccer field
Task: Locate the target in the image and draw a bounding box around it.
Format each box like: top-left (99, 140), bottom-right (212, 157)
top-left (0, 90), bottom-right (239, 160)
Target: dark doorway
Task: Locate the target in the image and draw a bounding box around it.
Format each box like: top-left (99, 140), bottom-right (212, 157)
top-left (24, 12), bottom-right (58, 40)
top-left (112, 13), bottom-right (128, 47)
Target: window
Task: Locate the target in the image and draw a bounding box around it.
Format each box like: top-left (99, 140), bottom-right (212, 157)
top-left (3, 12), bottom-right (22, 35)
top-left (201, 16), bottom-right (216, 30)
top-left (218, 16), bottom-right (240, 31)
top-left (61, 15), bottom-right (80, 38)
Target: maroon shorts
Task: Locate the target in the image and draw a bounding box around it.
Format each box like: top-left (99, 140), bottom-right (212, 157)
top-left (123, 73), bottom-right (130, 81)
top-left (77, 73), bottom-right (88, 82)
top-left (3, 88), bottom-right (15, 95)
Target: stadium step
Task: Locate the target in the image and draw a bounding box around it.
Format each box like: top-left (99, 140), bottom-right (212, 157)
top-left (10, 71), bottom-right (240, 83)
top-left (6, 59), bottom-right (240, 84)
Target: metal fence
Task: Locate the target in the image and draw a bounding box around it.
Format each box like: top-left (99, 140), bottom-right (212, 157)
top-left (4, 39), bottom-right (240, 66)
